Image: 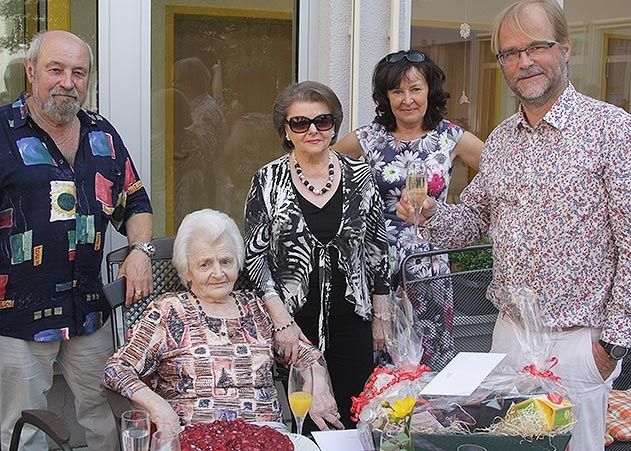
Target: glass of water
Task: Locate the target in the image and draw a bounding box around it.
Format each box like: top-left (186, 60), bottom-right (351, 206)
top-left (121, 410), bottom-right (151, 451)
top-left (457, 445), bottom-right (488, 451)
top-left (150, 430), bottom-right (181, 451)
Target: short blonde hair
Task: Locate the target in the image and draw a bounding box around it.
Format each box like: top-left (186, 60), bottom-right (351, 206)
top-left (491, 0), bottom-right (569, 55)
top-left (172, 209), bottom-right (244, 285)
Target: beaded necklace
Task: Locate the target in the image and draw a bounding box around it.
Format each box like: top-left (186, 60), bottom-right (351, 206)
top-left (292, 150), bottom-right (335, 195)
top-left (189, 290), bottom-right (244, 319)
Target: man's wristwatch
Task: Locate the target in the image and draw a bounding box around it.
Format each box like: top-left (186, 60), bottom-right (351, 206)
top-left (599, 340), bottom-right (630, 360)
top-left (129, 242), bottom-right (156, 258)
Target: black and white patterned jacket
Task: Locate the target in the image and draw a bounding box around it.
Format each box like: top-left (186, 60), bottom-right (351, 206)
top-left (244, 151), bottom-right (389, 349)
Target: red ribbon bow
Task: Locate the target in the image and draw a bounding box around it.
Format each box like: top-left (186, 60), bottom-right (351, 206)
top-left (522, 356), bottom-right (560, 382)
top-left (350, 364), bottom-right (431, 422)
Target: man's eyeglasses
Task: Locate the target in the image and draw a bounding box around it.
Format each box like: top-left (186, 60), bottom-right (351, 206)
top-left (385, 50), bottom-right (426, 63)
top-left (496, 41), bottom-right (556, 66)
top-left (286, 114), bottom-right (335, 134)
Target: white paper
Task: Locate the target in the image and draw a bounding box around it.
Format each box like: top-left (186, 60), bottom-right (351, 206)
top-left (420, 352), bottom-right (506, 397)
top-left (312, 429), bottom-right (370, 451)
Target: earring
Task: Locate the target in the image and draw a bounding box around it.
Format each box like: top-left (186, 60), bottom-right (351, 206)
top-left (285, 134), bottom-right (291, 141)
top-left (331, 131), bottom-right (336, 137)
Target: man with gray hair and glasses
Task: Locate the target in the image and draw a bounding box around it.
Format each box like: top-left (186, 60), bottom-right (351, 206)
top-left (0, 30), bottom-right (153, 450)
top-left (398, 1), bottom-right (631, 450)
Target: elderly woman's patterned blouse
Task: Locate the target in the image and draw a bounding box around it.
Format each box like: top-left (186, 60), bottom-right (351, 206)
top-left (102, 290), bottom-right (309, 425)
top-left (244, 151), bottom-right (390, 349)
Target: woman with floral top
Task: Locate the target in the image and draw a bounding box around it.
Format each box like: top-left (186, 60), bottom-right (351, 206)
top-left (334, 50), bottom-right (483, 370)
top-left (103, 209), bottom-right (343, 435)
top-left (244, 81), bottom-right (390, 430)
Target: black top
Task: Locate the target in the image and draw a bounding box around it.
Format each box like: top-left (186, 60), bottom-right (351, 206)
top-left (294, 182), bottom-right (354, 317)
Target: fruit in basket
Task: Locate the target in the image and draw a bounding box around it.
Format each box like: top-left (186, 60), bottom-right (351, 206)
top-left (179, 419), bottom-right (294, 451)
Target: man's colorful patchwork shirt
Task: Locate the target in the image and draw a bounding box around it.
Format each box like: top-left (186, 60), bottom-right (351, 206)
top-left (0, 95), bottom-right (152, 341)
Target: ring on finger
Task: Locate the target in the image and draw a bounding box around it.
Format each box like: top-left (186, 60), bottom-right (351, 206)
top-left (275, 348), bottom-right (284, 357)
top-left (334, 412), bottom-right (341, 418)
top-left (134, 289), bottom-right (143, 297)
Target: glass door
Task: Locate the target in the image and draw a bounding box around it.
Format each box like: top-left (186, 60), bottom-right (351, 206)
top-left (0, 0), bottom-right (98, 110)
top-left (151, 2), bottom-right (296, 235)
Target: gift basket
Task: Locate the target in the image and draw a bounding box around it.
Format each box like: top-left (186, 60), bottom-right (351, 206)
top-left (352, 290), bottom-right (433, 450)
top-left (355, 287), bottom-right (574, 450)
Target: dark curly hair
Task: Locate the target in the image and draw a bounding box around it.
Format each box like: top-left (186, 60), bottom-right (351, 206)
top-left (372, 50), bottom-right (450, 132)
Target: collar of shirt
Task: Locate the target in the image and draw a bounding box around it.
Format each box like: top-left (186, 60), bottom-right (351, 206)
top-left (11, 93), bottom-right (98, 131)
top-left (515, 82), bottom-right (578, 133)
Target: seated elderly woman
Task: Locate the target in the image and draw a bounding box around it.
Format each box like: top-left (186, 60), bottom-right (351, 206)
top-left (102, 209), bottom-right (343, 434)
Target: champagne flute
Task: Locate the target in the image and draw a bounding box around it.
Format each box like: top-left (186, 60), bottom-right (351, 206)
top-left (405, 161), bottom-right (428, 240)
top-left (288, 362), bottom-right (314, 436)
top-left (121, 410), bottom-right (151, 451)
top-left (150, 430), bottom-right (181, 451)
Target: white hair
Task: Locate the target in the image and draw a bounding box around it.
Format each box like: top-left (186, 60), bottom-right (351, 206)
top-left (172, 209), bottom-right (245, 286)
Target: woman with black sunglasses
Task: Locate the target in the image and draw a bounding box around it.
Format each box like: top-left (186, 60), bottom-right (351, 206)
top-left (244, 81), bottom-right (390, 431)
top-left (334, 50), bottom-right (483, 371)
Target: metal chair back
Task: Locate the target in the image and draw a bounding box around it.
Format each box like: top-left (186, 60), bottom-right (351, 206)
top-left (9, 410), bottom-right (73, 451)
top-left (401, 244), bottom-right (496, 353)
top-left (106, 236), bottom-right (184, 348)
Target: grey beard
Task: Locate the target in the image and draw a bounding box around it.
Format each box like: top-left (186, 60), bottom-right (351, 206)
top-left (34, 91), bottom-right (81, 124)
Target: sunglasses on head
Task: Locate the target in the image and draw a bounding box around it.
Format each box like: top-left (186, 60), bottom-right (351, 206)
top-left (285, 113), bottom-right (335, 133)
top-left (385, 50), bottom-right (426, 63)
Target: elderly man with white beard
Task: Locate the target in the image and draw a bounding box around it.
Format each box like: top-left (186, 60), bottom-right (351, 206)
top-left (0, 30), bottom-right (153, 450)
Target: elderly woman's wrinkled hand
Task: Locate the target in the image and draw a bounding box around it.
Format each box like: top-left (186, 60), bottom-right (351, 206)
top-left (309, 386), bottom-right (345, 431)
top-left (142, 394), bottom-right (183, 436)
top-left (273, 322), bottom-right (306, 365)
top-left (396, 188), bottom-right (438, 225)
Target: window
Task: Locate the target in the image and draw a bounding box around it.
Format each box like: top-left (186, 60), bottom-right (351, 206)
top-left (151, 2), bottom-right (295, 235)
top-left (410, 0), bottom-right (631, 202)
top-left (0, 0), bottom-right (98, 110)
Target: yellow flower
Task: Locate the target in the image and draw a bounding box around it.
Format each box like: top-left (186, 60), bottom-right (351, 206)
top-left (389, 396), bottom-right (415, 422)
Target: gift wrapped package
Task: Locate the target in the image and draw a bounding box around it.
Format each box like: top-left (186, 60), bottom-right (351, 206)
top-left (356, 287), bottom-right (575, 450)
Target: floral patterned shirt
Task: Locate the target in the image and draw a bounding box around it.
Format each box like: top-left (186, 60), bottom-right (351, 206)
top-left (424, 83), bottom-right (631, 346)
top-left (356, 120), bottom-right (464, 282)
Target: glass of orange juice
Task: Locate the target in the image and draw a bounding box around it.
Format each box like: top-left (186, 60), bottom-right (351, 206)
top-left (288, 362), bottom-right (314, 435)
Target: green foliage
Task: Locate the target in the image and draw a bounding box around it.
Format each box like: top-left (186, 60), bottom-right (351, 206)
top-left (0, 0), bottom-right (41, 54)
top-left (450, 238), bottom-right (493, 271)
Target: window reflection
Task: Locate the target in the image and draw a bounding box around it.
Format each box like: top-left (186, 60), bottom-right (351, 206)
top-left (603, 36), bottom-right (631, 113)
top-left (152, 4), bottom-right (294, 235)
top-left (410, 0), bottom-right (631, 202)
top-left (0, 1), bottom-right (97, 110)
